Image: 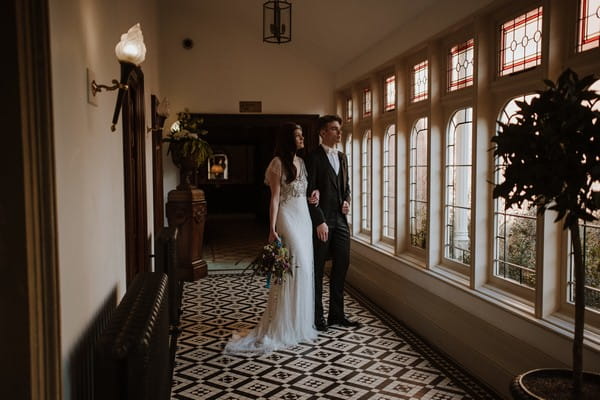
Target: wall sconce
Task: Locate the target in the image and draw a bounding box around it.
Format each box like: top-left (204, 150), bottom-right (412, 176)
top-left (91, 23), bottom-right (147, 131)
top-left (263, 0), bottom-right (292, 44)
top-left (149, 97), bottom-right (170, 133)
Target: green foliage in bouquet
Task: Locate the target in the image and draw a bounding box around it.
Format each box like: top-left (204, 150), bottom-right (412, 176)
top-left (245, 239), bottom-right (294, 288)
top-left (163, 109), bottom-right (213, 168)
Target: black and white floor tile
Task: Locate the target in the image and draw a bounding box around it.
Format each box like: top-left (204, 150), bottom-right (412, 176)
top-left (171, 273), bottom-right (501, 400)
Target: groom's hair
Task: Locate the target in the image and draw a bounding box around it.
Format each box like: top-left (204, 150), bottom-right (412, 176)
top-left (318, 115), bottom-right (342, 132)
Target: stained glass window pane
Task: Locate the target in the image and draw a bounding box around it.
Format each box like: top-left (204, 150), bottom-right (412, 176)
top-left (493, 94), bottom-right (539, 288)
top-left (499, 7), bottom-right (543, 76)
top-left (346, 133), bottom-right (353, 226)
top-left (448, 39), bottom-right (474, 92)
top-left (384, 75), bottom-right (396, 111)
top-left (363, 88), bottom-right (372, 117)
top-left (445, 108), bottom-right (473, 266)
top-left (383, 125), bottom-right (396, 240)
top-left (347, 98), bottom-right (353, 121)
top-left (411, 61), bottom-right (428, 102)
top-left (361, 130), bottom-right (372, 232)
top-left (409, 118), bottom-right (428, 249)
top-left (578, 0), bottom-right (600, 52)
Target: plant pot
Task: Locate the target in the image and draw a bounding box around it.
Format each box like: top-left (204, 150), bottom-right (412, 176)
top-left (510, 368), bottom-right (600, 399)
top-left (170, 144), bottom-right (199, 190)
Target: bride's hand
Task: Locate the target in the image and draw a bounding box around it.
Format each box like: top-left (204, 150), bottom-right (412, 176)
top-left (268, 230), bottom-right (280, 243)
top-left (308, 189), bottom-right (320, 206)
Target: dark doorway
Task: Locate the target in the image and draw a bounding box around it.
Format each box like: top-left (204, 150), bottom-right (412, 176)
top-left (193, 114), bottom-right (319, 222)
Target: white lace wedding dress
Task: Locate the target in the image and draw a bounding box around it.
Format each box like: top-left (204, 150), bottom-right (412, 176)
top-left (224, 156), bottom-right (318, 354)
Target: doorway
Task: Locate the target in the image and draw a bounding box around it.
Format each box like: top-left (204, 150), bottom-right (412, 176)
top-left (193, 113), bottom-right (319, 271)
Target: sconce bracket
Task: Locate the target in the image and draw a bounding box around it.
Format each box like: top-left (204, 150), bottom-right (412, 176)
top-left (91, 79), bottom-right (129, 96)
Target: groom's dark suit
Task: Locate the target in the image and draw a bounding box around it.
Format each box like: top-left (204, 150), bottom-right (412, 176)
top-left (306, 146), bottom-right (351, 325)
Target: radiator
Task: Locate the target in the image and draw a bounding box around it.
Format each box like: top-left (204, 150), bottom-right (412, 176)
top-left (95, 272), bottom-right (171, 400)
top-left (154, 226), bottom-right (183, 329)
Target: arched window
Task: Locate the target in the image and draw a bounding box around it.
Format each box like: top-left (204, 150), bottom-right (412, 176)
top-left (361, 130), bottom-right (372, 233)
top-left (409, 118), bottom-right (428, 249)
top-left (346, 133), bottom-right (353, 227)
top-left (494, 94), bottom-right (538, 288)
top-left (382, 125), bottom-right (396, 241)
top-left (568, 79), bottom-right (600, 311)
top-left (445, 108), bottom-right (473, 266)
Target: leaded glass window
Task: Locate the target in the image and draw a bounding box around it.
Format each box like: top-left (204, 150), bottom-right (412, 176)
top-left (444, 108), bottom-right (473, 266)
top-left (493, 94), bottom-right (539, 287)
top-left (346, 98), bottom-right (353, 121)
top-left (411, 60), bottom-right (428, 103)
top-left (409, 118), bottom-right (428, 249)
top-left (346, 133), bottom-right (353, 227)
top-left (499, 7), bottom-right (543, 76)
top-left (361, 130), bottom-right (372, 232)
top-left (448, 39), bottom-right (474, 92)
top-left (384, 75), bottom-right (396, 112)
top-left (363, 88), bottom-right (372, 117)
top-left (577, 0), bottom-right (600, 52)
top-left (383, 125), bottom-right (396, 240)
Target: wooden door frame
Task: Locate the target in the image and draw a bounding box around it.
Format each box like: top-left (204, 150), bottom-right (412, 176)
top-left (1, 0), bottom-right (61, 398)
top-left (151, 95), bottom-right (165, 234)
top-left (122, 67), bottom-right (149, 286)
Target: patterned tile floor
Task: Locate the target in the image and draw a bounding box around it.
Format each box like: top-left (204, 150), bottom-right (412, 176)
top-left (171, 272), bottom-right (501, 399)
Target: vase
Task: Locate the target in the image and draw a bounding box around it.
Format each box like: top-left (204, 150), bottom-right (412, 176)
top-left (170, 143), bottom-right (198, 190)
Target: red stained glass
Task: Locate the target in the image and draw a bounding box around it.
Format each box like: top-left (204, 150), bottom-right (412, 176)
top-left (578, 0), bottom-right (600, 52)
top-left (346, 98), bottom-right (353, 121)
top-left (363, 88), bottom-right (372, 117)
top-left (384, 75), bottom-right (396, 111)
top-left (448, 39), bottom-right (474, 92)
top-left (499, 7), bottom-right (543, 76)
top-left (411, 61), bottom-right (428, 103)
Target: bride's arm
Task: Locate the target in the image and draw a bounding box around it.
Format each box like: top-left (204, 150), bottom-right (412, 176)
top-left (267, 169), bottom-right (281, 243)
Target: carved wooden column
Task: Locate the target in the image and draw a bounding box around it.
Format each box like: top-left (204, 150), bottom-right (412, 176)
top-left (166, 188), bottom-right (208, 281)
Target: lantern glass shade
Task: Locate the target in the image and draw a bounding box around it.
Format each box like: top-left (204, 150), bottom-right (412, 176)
top-left (263, 1), bottom-right (291, 44)
top-left (157, 97), bottom-right (170, 118)
top-left (115, 23), bottom-right (147, 65)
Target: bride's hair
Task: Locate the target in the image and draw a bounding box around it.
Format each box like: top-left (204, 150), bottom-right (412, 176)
top-left (274, 122), bottom-right (301, 184)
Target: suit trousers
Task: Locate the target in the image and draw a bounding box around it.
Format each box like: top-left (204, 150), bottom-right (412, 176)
top-left (313, 212), bottom-right (350, 322)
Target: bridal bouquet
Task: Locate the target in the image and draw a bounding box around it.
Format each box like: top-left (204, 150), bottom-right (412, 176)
top-left (245, 239), bottom-right (294, 288)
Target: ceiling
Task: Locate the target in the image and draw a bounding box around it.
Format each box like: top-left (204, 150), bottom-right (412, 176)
top-left (173, 0), bottom-right (442, 73)
top-left (289, 0), bottom-right (440, 71)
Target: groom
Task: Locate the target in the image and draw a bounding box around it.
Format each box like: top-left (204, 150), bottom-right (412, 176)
top-left (307, 115), bottom-right (360, 332)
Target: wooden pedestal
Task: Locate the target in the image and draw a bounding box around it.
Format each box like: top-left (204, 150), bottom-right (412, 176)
top-left (166, 188), bottom-right (208, 281)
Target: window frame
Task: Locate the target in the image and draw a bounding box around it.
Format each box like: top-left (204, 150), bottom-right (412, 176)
top-left (360, 129), bottom-right (372, 235)
top-left (442, 107), bottom-right (474, 273)
top-left (447, 38), bottom-right (475, 92)
top-left (381, 123), bottom-right (397, 245)
top-left (408, 117), bottom-right (429, 254)
top-left (362, 87), bottom-right (372, 118)
top-left (383, 73), bottom-right (397, 112)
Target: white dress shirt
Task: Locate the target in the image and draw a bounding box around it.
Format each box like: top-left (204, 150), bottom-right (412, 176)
top-left (321, 144), bottom-right (340, 175)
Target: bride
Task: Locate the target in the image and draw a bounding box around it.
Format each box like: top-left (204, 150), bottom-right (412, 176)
top-left (224, 122), bottom-right (319, 354)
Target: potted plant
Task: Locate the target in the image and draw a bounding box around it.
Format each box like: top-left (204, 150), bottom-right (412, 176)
top-left (163, 109), bottom-right (213, 190)
top-left (492, 68), bottom-right (600, 399)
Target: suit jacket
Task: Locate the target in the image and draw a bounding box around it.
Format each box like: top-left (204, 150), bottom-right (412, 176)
top-left (306, 146), bottom-right (351, 227)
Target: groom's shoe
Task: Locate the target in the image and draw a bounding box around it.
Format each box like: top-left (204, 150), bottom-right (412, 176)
top-left (315, 317), bottom-right (328, 332)
top-left (328, 316), bottom-right (362, 329)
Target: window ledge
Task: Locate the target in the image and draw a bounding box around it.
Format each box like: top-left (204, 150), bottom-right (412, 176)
top-left (350, 239), bottom-right (600, 353)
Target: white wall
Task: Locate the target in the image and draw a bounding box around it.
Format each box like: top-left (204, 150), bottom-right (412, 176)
top-left (157, 0), bottom-right (335, 194)
top-left (48, 0), bottom-right (161, 397)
